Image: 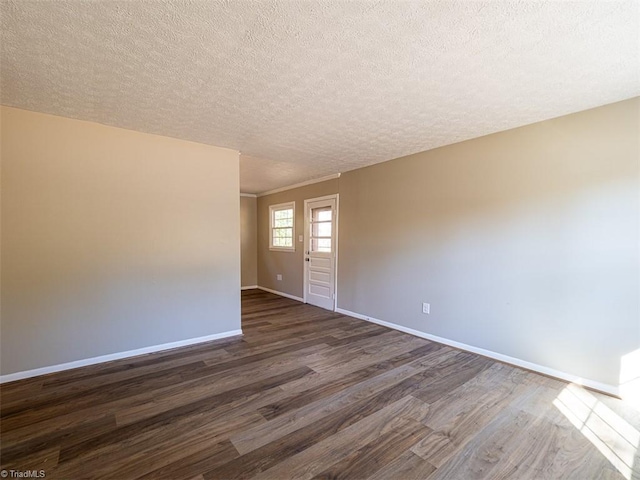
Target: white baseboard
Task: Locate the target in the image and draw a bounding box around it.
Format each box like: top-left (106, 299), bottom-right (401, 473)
top-left (0, 329), bottom-right (243, 384)
top-left (241, 285), bottom-right (258, 290)
top-left (257, 286), bottom-right (304, 303)
top-left (335, 307), bottom-right (619, 397)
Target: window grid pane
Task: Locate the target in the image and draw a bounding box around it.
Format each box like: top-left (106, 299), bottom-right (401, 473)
top-left (274, 218), bottom-right (293, 228)
top-left (273, 237), bottom-right (293, 247)
top-left (273, 226), bottom-right (293, 247)
top-left (274, 209), bottom-right (293, 220)
top-left (273, 227), bottom-right (292, 238)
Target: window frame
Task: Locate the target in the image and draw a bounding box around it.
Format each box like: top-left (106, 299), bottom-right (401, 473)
top-left (269, 201), bottom-right (296, 252)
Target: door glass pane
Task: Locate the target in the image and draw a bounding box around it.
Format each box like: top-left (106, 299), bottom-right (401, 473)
top-left (311, 238), bottom-right (331, 252)
top-left (312, 221), bottom-right (331, 237)
top-left (313, 207), bottom-right (332, 222)
top-left (310, 206), bottom-right (332, 252)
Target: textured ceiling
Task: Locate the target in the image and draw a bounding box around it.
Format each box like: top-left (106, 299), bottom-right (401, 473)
top-left (1, 1), bottom-right (638, 194)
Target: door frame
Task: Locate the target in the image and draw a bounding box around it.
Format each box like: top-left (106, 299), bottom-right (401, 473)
top-left (303, 193), bottom-right (339, 311)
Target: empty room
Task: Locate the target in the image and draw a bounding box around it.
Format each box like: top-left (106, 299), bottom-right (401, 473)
top-left (1, 1), bottom-right (639, 479)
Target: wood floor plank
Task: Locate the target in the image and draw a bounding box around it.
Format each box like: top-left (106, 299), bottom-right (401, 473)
top-left (192, 339), bottom-right (333, 377)
top-left (135, 439), bottom-right (238, 480)
top-left (247, 395), bottom-right (431, 480)
top-left (0, 380), bottom-right (43, 407)
top-left (411, 353), bottom-right (493, 404)
top-left (2, 404), bottom-right (118, 447)
top-left (223, 324), bottom-right (365, 356)
top-left (304, 333), bottom-right (427, 374)
top-left (205, 387), bottom-right (431, 480)
top-left (279, 340), bottom-right (456, 395)
top-left (411, 364), bottom-right (535, 469)
top-left (324, 323), bottom-right (388, 340)
top-left (56, 366), bottom-right (312, 463)
top-left (1, 362), bottom-right (207, 429)
top-left (49, 412), bottom-right (263, 479)
top-left (368, 450), bottom-right (437, 480)
top-left (488, 414), bottom-right (625, 480)
top-left (38, 347), bottom-right (233, 393)
top-left (425, 407), bottom-right (536, 480)
top-left (310, 418), bottom-right (431, 480)
top-left (421, 363), bottom-right (528, 434)
top-left (28, 334), bottom-right (240, 392)
top-left (257, 342), bottom-right (444, 421)
top-left (0, 414), bottom-right (116, 466)
top-left (0, 446), bottom-right (60, 473)
top-left (4, 343), bottom-right (325, 447)
top-left (230, 362), bottom-right (422, 455)
top-left (1, 289), bottom-right (637, 480)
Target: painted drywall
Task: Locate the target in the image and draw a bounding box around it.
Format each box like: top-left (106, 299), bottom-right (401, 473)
top-left (241, 196), bottom-right (258, 287)
top-left (338, 97), bottom-right (640, 389)
top-left (0, 107), bottom-right (241, 375)
top-left (257, 179), bottom-right (339, 298)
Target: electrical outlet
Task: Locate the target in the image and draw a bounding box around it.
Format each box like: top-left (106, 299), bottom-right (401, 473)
top-left (277, 274), bottom-right (283, 281)
top-left (422, 302), bottom-right (430, 314)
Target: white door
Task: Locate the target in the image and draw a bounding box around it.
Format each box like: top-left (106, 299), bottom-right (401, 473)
top-left (304, 195), bottom-right (338, 310)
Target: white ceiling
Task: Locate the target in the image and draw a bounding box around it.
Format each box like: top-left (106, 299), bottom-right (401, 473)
top-left (1, 1), bottom-right (638, 194)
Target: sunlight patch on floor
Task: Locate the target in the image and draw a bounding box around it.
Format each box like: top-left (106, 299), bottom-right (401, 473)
top-left (553, 383), bottom-right (639, 480)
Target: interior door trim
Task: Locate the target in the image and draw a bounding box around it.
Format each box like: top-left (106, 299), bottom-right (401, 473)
top-left (303, 193), bottom-right (339, 311)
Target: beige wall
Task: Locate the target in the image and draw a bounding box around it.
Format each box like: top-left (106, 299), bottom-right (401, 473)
top-left (1, 107), bottom-right (241, 375)
top-left (338, 97), bottom-right (639, 389)
top-left (241, 195), bottom-right (258, 287)
top-left (257, 179), bottom-right (339, 298)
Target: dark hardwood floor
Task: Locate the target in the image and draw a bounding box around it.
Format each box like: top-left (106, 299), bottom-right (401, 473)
top-left (1, 289), bottom-right (638, 479)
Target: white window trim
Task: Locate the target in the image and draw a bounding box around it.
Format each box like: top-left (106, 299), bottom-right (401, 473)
top-left (269, 201), bottom-right (296, 252)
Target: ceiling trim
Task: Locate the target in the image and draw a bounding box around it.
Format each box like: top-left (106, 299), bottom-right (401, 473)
top-left (257, 173), bottom-right (341, 197)
top-left (240, 193), bottom-right (257, 198)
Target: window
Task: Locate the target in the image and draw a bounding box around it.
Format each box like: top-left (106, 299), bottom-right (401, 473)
top-left (269, 202), bottom-right (295, 251)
